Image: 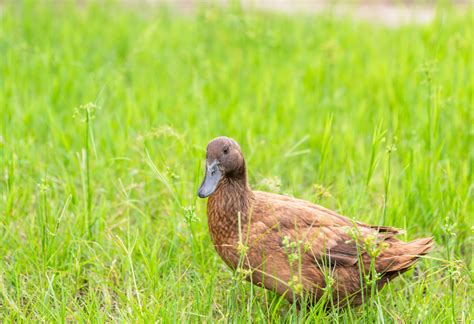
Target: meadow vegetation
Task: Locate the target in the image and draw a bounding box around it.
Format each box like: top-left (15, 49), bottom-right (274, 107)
top-left (1, 1), bottom-right (472, 321)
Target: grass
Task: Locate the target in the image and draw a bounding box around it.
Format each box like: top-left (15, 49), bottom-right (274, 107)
top-left (1, 0), bottom-right (473, 321)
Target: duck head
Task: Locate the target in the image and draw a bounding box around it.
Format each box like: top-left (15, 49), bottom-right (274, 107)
top-left (197, 136), bottom-right (246, 198)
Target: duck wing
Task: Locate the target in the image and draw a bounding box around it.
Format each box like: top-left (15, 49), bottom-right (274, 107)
top-left (252, 191), bottom-right (432, 273)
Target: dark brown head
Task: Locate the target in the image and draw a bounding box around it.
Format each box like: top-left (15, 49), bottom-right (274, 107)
top-left (197, 137), bottom-right (246, 198)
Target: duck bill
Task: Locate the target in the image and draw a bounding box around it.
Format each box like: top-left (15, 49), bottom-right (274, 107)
top-left (197, 161), bottom-right (222, 198)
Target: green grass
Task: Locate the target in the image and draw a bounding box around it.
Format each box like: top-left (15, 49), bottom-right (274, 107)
top-left (1, 1), bottom-right (473, 321)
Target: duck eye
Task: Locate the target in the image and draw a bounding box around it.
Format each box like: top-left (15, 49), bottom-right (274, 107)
top-left (223, 147), bottom-right (229, 154)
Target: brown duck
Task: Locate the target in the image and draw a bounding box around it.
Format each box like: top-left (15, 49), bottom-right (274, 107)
top-left (198, 136), bottom-right (433, 307)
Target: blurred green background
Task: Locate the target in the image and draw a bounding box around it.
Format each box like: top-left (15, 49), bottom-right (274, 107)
top-left (1, 0), bottom-right (472, 321)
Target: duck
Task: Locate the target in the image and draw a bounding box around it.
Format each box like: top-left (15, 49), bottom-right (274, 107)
top-left (197, 136), bottom-right (433, 307)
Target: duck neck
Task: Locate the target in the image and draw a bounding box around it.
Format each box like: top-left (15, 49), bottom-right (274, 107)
top-left (207, 170), bottom-right (253, 242)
